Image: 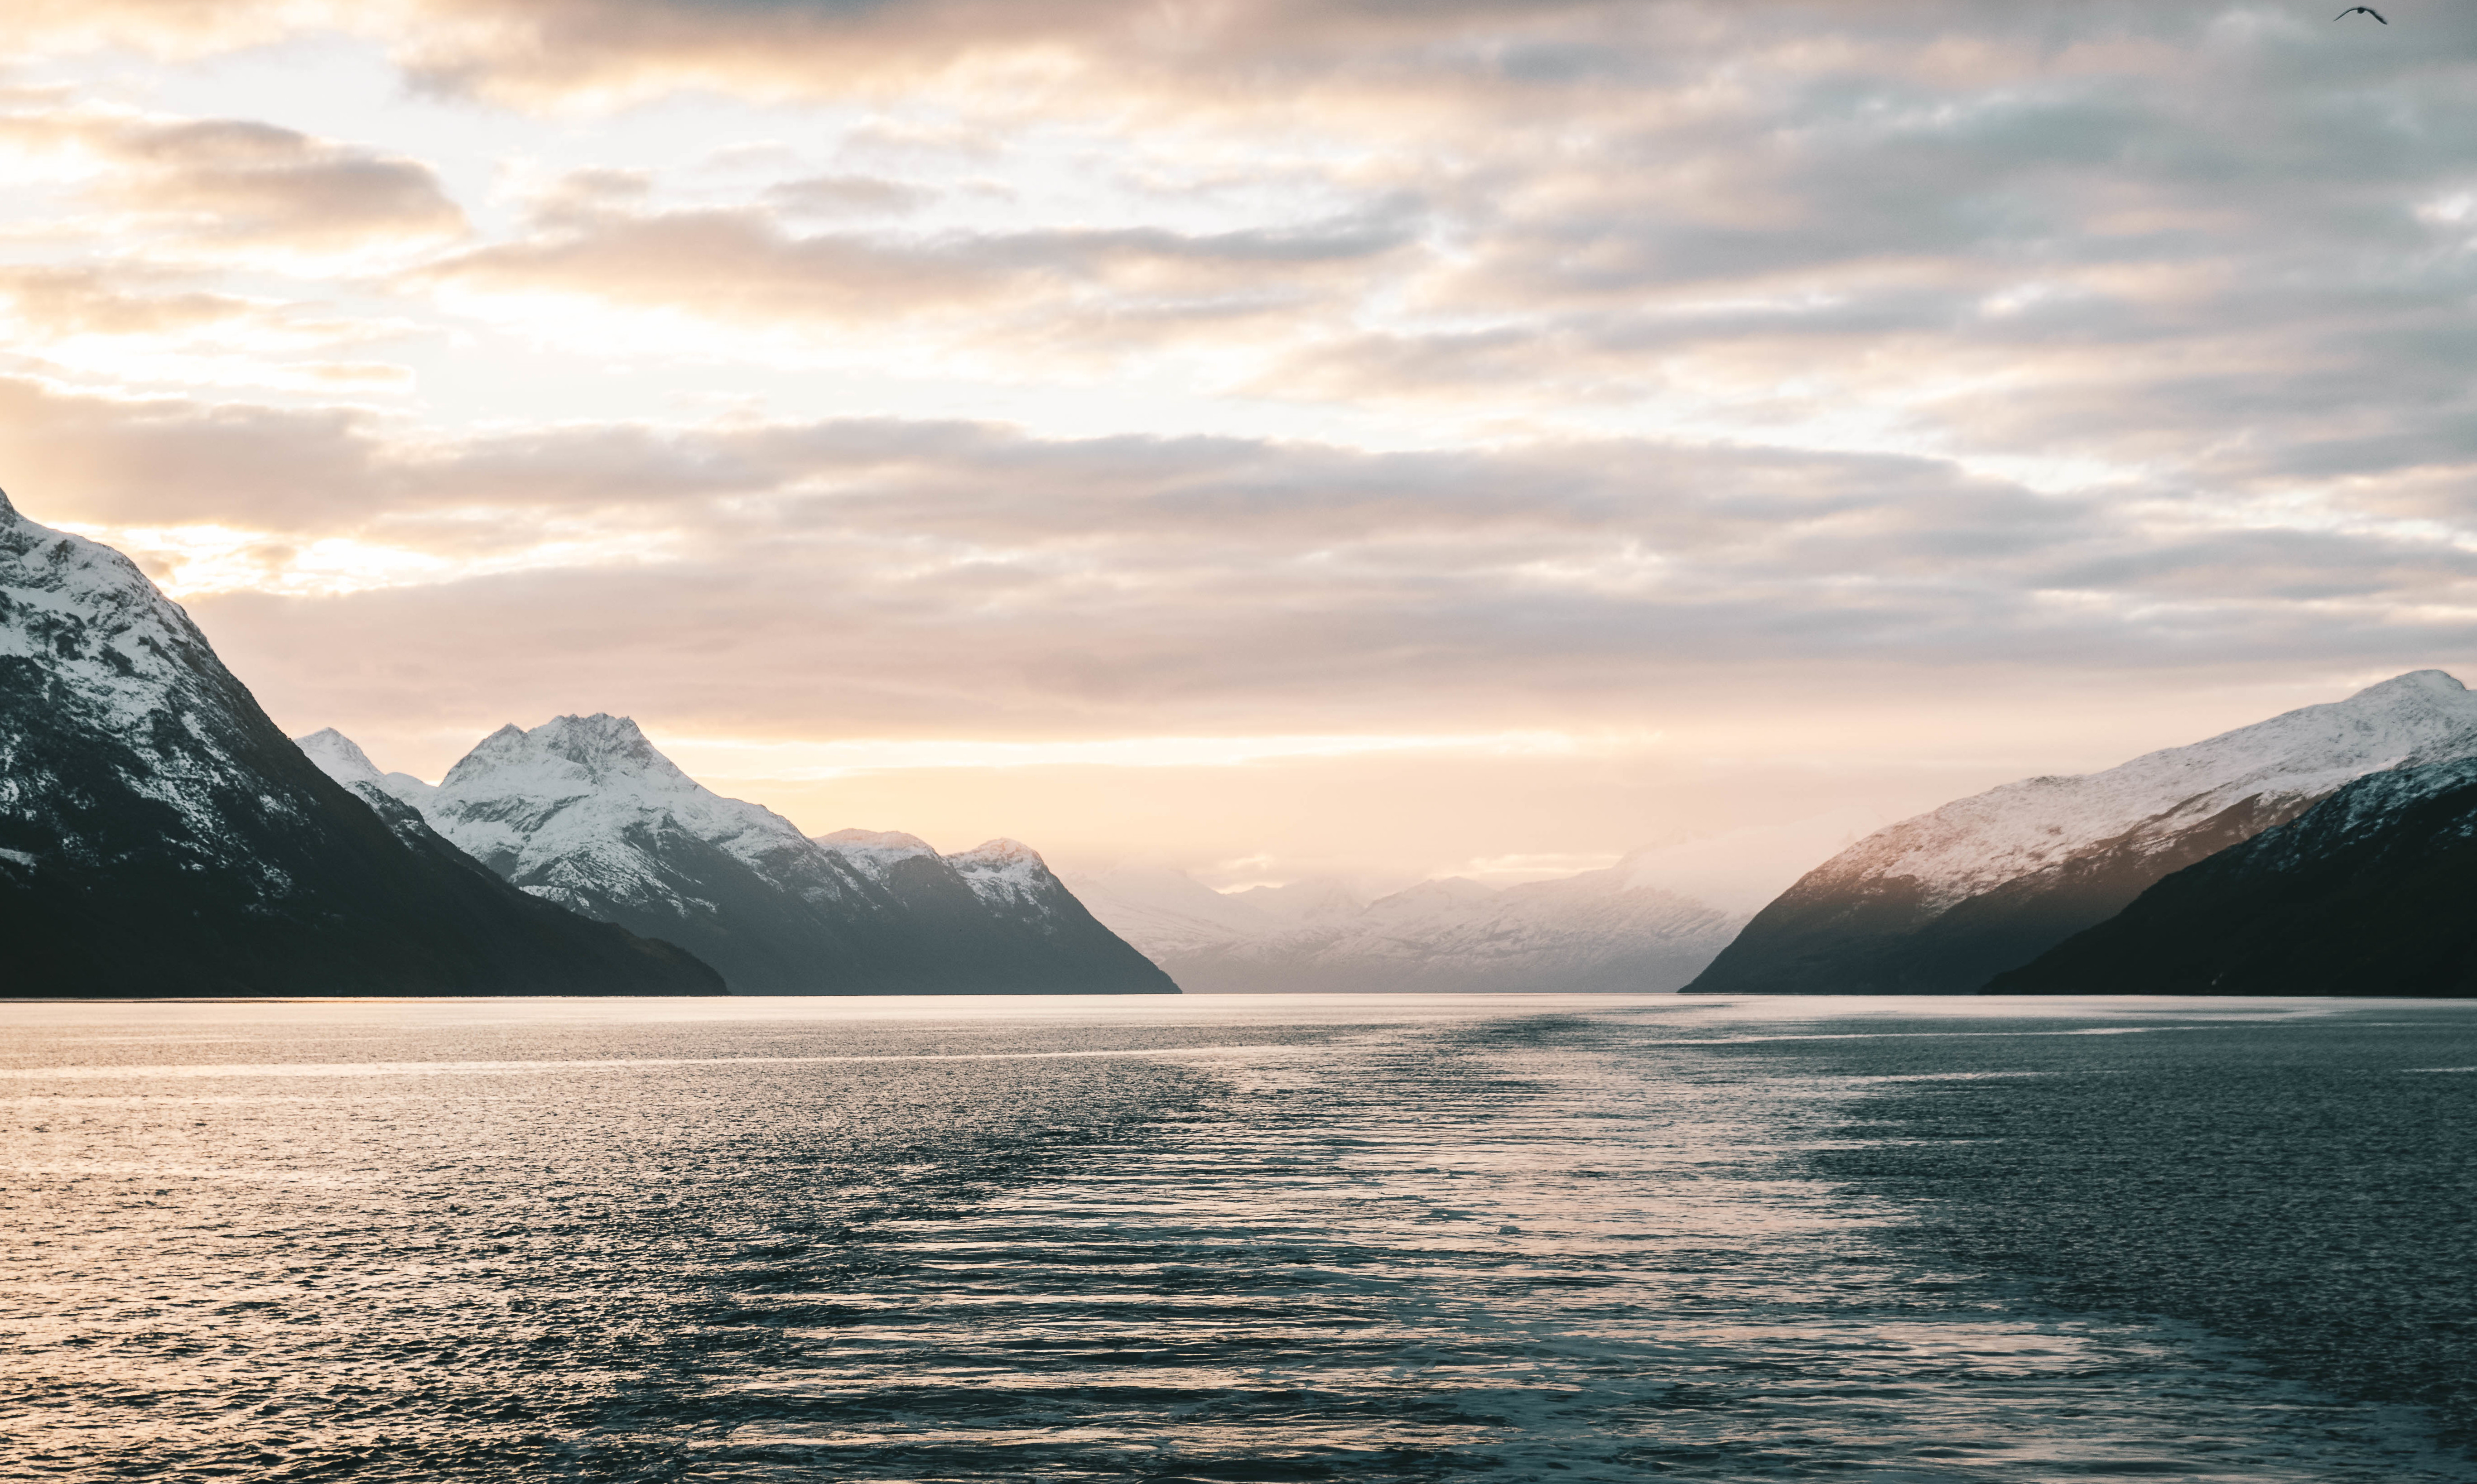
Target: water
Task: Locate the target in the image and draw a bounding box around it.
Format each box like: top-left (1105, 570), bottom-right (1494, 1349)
top-left (3, 994), bottom-right (2472, 1482)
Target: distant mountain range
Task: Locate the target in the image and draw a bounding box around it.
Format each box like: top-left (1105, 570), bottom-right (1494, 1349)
top-left (0, 490), bottom-right (719, 997)
top-left (1688, 671), bottom-right (2477, 995)
top-left (299, 718), bottom-right (1173, 996)
top-left (1068, 855), bottom-right (1747, 994)
top-left (14, 482), bottom-right (2474, 999)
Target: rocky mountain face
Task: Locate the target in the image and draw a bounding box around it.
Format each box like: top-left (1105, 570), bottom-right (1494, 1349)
top-left (0, 491), bottom-right (723, 997)
top-left (1067, 860), bottom-right (1745, 993)
top-left (1990, 756), bottom-right (2477, 997)
top-left (307, 718), bottom-right (1174, 995)
top-left (1687, 671), bottom-right (2477, 994)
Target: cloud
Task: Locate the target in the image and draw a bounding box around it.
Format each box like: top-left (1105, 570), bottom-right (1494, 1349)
top-left (11, 375), bottom-right (2475, 750)
top-left (420, 197), bottom-right (1418, 351)
top-left (10, 3), bottom-right (2477, 837)
top-left (0, 104), bottom-right (466, 254)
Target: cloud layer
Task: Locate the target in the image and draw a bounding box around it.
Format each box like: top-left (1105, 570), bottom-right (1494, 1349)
top-left (5, 0), bottom-right (2475, 876)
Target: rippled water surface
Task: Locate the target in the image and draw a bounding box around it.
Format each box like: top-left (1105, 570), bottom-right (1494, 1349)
top-left (4, 993), bottom-right (2473, 1482)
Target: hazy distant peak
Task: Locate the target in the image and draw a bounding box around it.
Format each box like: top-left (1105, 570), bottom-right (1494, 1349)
top-left (1228, 876), bottom-right (1371, 925)
top-left (1359, 876), bottom-right (1500, 922)
top-left (818, 827), bottom-right (935, 854)
top-left (294, 727), bottom-right (382, 785)
top-left (952, 837), bottom-right (1041, 868)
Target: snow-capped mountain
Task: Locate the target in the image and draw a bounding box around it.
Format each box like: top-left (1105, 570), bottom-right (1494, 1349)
top-left (1066, 860), bottom-right (1744, 993)
top-left (0, 489), bottom-right (721, 996)
top-left (1991, 755), bottom-right (2477, 997)
top-left (304, 717), bottom-right (1173, 995)
top-left (1687, 670), bottom-right (2477, 994)
top-left (297, 727), bottom-right (438, 812)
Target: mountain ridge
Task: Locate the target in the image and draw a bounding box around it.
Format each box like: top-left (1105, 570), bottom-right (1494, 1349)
top-left (303, 716), bottom-right (1176, 995)
top-left (1686, 670), bottom-right (2477, 994)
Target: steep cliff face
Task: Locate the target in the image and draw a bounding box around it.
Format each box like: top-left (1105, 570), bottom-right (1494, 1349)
top-left (1990, 757), bottom-right (2477, 997)
top-left (1686, 671), bottom-right (2477, 994)
top-left (304, 718), bottom-right (1173, 994)
top-left (0, 491), bottom-right (723, 997)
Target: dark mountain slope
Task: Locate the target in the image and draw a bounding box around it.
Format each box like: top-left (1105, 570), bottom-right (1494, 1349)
top-left (1990, 758), bottom-right (2477, 997)
top-left (0, 490), bottom-right (722, 998)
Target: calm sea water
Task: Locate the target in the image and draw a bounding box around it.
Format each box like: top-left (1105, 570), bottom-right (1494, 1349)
top-left (3, 993), bottom-right (2472, 1482)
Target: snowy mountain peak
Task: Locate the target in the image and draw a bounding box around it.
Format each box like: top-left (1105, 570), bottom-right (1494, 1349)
top-left (952, 838), bottom-right (1041, 869)
top-left (2357, 668), bottom-right (2464, 699)
top-left (291, 728), bottom-right (439, 811)
top-left (1, 492), bottom-right (215, 716)
top-left (445, 712), bottom-right (691, 792)
top-left (948, 839), bottom-right (1059, 909)
top-left (814, 827), bottom-right (941, 882)
top-left (425, 713), bottom-right (814, 887)
top-left (2, 490), bottom-right (309, 874)
top-left (295, 727), bottom-right (383, 786)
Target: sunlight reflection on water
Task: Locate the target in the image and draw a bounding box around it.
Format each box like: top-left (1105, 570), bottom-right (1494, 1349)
top-left (2, 994), bottom-right (2470, 1482)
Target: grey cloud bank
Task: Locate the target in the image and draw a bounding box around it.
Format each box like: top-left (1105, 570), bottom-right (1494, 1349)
top-left (3, 1), bottom-right (2474, 879)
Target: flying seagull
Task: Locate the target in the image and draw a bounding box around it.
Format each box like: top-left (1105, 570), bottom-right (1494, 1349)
top-left (2334, 5), bottom-right (2387, 20)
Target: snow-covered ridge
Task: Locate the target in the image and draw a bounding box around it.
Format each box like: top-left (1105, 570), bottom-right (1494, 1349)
top-left (290, 719), bottom-right (1166, 993)
top-left (1803, 670), bottom-right (2477, 912)
top-left (2, 489), bottom-right (306, 881)
top-left (948, 839), bottom-right (1056, 910)
top-left (0, 490), bottom-right (219, 736)
top-left (813, 826), bottom-right (1058, 908)
top-left (423, 713), bottom-right (819, 887)
top-left (816, 827), bottom-right (940, 881)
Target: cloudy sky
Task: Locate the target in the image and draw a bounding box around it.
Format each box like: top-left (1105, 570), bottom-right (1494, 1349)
top-left (6, 0), bottom-right (2472, 889)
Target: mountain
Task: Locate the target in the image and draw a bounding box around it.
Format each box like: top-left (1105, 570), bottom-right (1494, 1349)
top-left (305, 717), bottom-right (1174, 995)
top-left (1686, 671), bottom-right (2477, 994)
top-left (0, 490), bottom-right (723, 997)
top-left (1990, 756), bottom-right (2477, 997)
top-left (1067, 860), bottom-right (1743, 993)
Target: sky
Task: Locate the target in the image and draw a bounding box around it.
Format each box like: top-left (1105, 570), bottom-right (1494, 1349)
top-left (5, 0), bottom-right (2474, 892)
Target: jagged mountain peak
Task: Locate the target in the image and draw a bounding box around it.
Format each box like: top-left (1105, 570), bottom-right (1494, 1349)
top-left (428, 713), bottom-right (815, 889)
top-left (445, 712), bottom-right (692, 792)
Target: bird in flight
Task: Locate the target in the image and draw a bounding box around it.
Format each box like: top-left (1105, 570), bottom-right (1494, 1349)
top-left (2334, 5), bottom-right (2387, 20)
